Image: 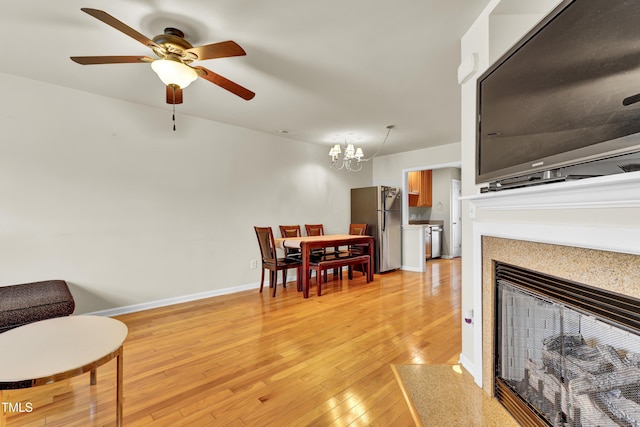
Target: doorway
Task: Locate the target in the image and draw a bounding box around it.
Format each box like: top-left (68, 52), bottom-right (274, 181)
top-left (403, 166), bottom-right (461, 258)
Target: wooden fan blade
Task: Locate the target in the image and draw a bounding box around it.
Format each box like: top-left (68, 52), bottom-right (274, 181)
top-left (71, 56), bottom-right (154, 65)
top-left (80, 8), bottom-right (158, 49)
top-left (186, 41), bottom-right (246, 61)
top-left (166, 85), bottom-right (183, 104)
top-left (193, 66), bottom-right (255, 100)
top-left (623, 93), bottom-right (640, 106)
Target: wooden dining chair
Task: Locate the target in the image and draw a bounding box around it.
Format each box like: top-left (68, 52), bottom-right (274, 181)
top-left (349, 223), bottom-right (367, 236)
top-left (279, 225), bottom-right (302, 260)
top-left (254, 226), bottom-right (302, 297)
top-left (280, 224), bottom-right (327, 281)
top-left (348, 223), bottom-right (368, 277)
top-left (304, 223), bottom-right (339, 280)
top-left (304, 223), bottom-right (329, 257)
top-left (348, 223), bottom-right (368, 254)
top-left (304, 224), bottom-right (324, 236)
top-left (280, 225), bottom-right (301, 238)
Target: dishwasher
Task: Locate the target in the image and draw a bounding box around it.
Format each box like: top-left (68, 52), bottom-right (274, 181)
top-left (425, 225), bottom-right (442, 259)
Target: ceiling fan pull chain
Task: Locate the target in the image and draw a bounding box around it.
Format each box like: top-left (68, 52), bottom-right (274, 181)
top-left (171, 86), bottom-right (177, 131)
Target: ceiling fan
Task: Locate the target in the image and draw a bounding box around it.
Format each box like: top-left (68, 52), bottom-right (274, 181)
top-left (70, 8), bottom-right (255, 104)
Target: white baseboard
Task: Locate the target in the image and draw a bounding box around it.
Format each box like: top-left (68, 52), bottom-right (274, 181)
top-left (85, 282), bottom-right (261, 317)
top-left (83, 269), bottom-right (353, 318)
top-left (401, 265), bottom-right (424, 272)
top-left (458, 353), bottom-right (481, 387)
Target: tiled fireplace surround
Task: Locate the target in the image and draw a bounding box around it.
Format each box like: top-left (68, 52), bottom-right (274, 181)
top-left (465, 172), bottom-right (640, 398)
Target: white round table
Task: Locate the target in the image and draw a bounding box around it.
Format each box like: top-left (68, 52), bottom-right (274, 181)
top-left (0, 315), bottom-right (128, 426)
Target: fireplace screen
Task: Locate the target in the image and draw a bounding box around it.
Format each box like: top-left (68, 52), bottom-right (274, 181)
top-left (495, 262), bottom-right (640, 426)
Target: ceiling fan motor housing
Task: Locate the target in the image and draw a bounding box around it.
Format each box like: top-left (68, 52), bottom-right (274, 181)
top-left (152, 28), bottom-right (196, 62)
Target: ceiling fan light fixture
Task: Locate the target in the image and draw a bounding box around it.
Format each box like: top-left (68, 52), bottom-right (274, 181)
top-left (151, 58), bottom-right (198, 88)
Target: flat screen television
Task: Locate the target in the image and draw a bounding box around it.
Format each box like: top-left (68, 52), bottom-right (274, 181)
top-left (476, 0), bottom-right (640, 188)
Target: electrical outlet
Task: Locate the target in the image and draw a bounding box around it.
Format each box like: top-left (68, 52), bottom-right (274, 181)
top-left (250, 260), bottom-right (257, 269)
top-left (468, 203), bottom-right (476, 219)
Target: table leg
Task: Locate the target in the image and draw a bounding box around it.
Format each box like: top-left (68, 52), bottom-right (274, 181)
top-left (301, 242), bottom-right (310, 298)
top-left (367, 238), bottom-right (374, 281)
top-left (116, 346), bottom-right (123, 427)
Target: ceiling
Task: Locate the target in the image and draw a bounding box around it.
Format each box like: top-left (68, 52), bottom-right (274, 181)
top-left (1, 0), bottom-right (490, 156)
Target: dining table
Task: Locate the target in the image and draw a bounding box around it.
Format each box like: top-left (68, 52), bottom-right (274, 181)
top-left (275, 234), bottom-right (375, 298)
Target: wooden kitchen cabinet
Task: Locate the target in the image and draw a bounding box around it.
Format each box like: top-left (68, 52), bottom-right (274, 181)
top-left (420, 170), bottom-right (432, 207)
top-left (408, 171), bottom-right (420, 206)
top-left (408, 170), bottom-right (432, 207)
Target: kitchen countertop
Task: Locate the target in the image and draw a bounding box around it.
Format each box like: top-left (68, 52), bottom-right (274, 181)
top-left (408, 220), bottom-right (444, 226)
top-left (401, 225), bottom-right (426, 272)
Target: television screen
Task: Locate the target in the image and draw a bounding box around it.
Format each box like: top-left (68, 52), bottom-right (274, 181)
top-left (476, 0), bottom-right (640, 186)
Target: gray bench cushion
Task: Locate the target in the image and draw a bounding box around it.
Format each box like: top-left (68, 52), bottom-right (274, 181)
top-left (0, 280), bottom-right (75, 333)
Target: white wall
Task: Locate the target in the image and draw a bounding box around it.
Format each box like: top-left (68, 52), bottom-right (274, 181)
top-left (459, 0), bottom-right (496, 376)
top-left (0, 73), bottom-right (371, 314)
top-left (372, 142), bottom-right (461, 188)
top-left (459, 0), bottom-right (640, 381)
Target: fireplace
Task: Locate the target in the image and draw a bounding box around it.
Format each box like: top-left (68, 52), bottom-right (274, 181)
top-left (462, 172), bottom-right (640, 426)
top-left (494, 261), bottom-right (640, 426)
top-left (472, 233), bottom-right (640, 427)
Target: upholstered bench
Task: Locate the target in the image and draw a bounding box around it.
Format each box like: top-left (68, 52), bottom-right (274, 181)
top-left (0, 280), bottom-right (75, 333)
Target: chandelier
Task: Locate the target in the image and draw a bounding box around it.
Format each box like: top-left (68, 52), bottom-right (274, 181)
top-left (329, 142), bottom-right (365, 171)
top-left (328, 125), bottom-right (394, 172)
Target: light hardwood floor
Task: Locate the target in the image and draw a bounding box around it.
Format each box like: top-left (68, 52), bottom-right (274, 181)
top-left (4, 258), bottom-right (462, 426)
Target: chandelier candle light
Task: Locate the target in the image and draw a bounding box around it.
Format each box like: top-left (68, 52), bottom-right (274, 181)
top-left (329, 125), bottom-right (394, 172)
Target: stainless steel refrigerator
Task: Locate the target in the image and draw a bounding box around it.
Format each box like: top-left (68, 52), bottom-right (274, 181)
top-left (350, 186), bottom-right (402, 273)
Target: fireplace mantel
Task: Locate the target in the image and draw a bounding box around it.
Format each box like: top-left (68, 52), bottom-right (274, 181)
top-left (462, 171), bottom-right (640, 390)
top-left (463, 171), bottom-right (640, 211)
